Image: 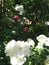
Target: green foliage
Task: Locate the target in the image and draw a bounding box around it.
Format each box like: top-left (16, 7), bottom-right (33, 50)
top-left (23, 47), bottom-right (49, 65)
top-left (0, 0), bottom-right (49, 65)
top-left (21, 0), bottom-right (49, 21)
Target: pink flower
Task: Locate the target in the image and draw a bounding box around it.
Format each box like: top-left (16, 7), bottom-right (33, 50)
top-left (23, 27), bottom-right (28, 32)
top-left (24, 19), bottom-right (32, 25)
top-left (13, 15), bottom-right (19, 19)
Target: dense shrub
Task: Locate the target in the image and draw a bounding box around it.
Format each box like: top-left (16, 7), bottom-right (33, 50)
top-left (0, 0), bottom-right (49, 65)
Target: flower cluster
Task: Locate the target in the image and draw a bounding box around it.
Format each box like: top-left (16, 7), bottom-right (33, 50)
top-left (36, 34), bottom-right (49, 65)
top-left (5, 39), bottom-right (35, 65)
top-left (13, 5), bottom-right (32, 33)
top-left (5, 34), bottom-right (49, 65)
top-left (13, 16), bottom-right (32, 32)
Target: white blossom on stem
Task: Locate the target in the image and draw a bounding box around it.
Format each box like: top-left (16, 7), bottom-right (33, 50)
top-left (15, 5), bottom-right (24, 15)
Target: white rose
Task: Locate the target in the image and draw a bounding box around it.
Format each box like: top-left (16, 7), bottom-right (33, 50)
top-left (5, 39), bottom-right (34, 65)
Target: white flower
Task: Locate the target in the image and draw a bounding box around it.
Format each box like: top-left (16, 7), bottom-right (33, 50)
top-left (5, 40), bottom-right (27, 65)
top-left (5, 40), bottom-right (31, 57)
top-left (15, 5), bottom-right (23, 11)
top-left (36, 42), bottom-right (43, 49)
top-left (44, 38), bottom-right (49, 46)
top-left (10, 56), bottom-right (26, 65)
top-left (15, 40), bottom-right (31, 57)
top-left (27, 38), bottom-right (35, 47)
top-left (5, 40), bottom-right (16, 56)
top-left (36, 34), bottom-right (49, 47)
top-left (5, 39), bottom-right (35, 65)
top-left (36, 34), bottom-right (47, 43)
top-left (15, 4), bottom-right (24, 15)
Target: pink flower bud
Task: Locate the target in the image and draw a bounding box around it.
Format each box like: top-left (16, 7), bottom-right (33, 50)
top-left (13, 15), bottom-right (19, 19)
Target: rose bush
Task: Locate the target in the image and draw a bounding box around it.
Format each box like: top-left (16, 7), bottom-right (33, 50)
top-left (0, 0), bottom-right (49, 65)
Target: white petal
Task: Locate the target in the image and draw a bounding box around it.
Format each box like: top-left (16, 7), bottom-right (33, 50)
top-left (5, 40), bottom-right (16, 49)
top-left (10, 56), bottom-right (26, 65)
top-left (27, 38), bottom-right (35, 46)
top-left (10, 56), bottom-right (19, 65)
top-left (15, 40), bottom-right (31, 57)
top-left (36, 42), bottom-right (43, 49)
top-left (36, 34), bottom-right (47, 43)
top-left (5, 40), bottom-right (16, 56)
top-left (19, 11), bottom-right (24, 15)
top-left (15, 5), bottom-right (24, 12)
top-left (18, 57), bottom-right (26, 65)
top-left (45, 38), bottom-right (49, 46)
